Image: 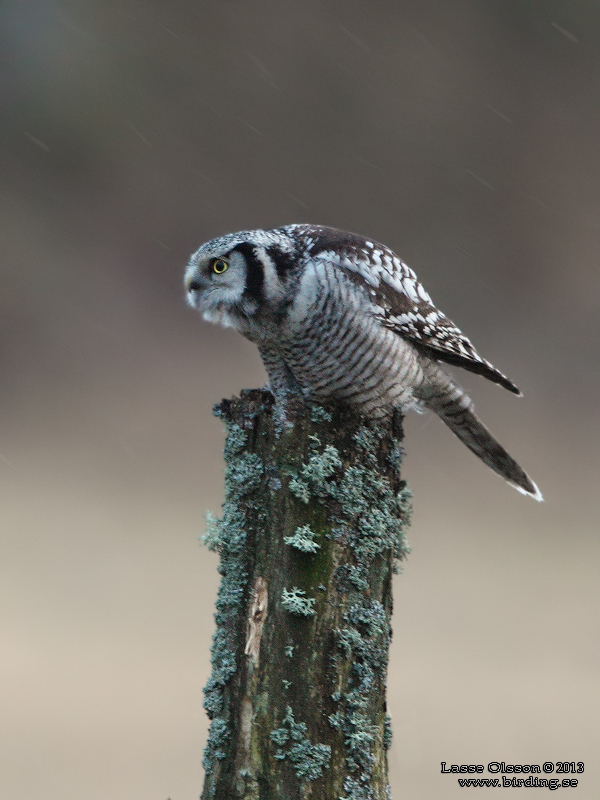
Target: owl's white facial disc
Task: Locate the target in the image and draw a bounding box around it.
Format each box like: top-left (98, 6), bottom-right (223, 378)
top-left (185, 228), bottom-right (299, 333)
top-left (185, 249), bottom-right (251, 329)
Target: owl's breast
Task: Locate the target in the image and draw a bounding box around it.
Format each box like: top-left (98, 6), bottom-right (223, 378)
top-left (276, 264), bottom-right (425, 416)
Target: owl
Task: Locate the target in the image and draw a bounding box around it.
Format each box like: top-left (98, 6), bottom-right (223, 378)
top-left (185, 224), bottom-right (542, 500)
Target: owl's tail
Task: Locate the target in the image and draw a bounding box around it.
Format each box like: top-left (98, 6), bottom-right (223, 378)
top-left (422, 373), bottom-right (543, 501)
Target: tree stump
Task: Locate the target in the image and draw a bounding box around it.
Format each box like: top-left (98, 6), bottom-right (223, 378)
top-left (201, 390), bottom-right (411, 800)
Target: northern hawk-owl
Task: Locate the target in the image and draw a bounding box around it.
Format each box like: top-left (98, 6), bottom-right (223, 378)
top-left (185, 224), bottom-right (542, 500)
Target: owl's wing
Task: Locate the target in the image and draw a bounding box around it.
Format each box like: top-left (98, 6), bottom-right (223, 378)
top-left (377, 276), bottom-right (520, 395)
top-left (306, 228), bottom-right (520, 395)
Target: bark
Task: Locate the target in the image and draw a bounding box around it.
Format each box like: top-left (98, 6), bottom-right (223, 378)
top-left (201, 390), bottom-right (411, 800)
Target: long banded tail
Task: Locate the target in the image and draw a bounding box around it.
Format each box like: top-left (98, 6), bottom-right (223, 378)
top-left (424, 378), bottom-right (543, 501)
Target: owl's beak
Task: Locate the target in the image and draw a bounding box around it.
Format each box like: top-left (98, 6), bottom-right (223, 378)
top-left (186, 278), bottom-right (201, 294)
top-left (185, 274), bottom-right (202, 308)
top-left (184, 261), bottom-right (203, 305)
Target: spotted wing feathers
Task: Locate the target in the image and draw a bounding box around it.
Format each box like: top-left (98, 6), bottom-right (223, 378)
top-left (298, 225), bottom-right (521, 395)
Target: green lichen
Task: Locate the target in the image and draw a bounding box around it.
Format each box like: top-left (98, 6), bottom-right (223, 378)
top-left (270, 706), bottom-right (332, 782)
top-left (388, 442), bottom-right (404, 472)
top-left (201, 414), bottom-right (265, 776)
top-left (343, 711), bottom-right (379, 768)
top-left (202, 510), bottom-right (223, 552)
top-left (285, 420), bottom-right (409, 793)
top-left (328, 600), bottom-right (392, 791)
top-left (288, 475), bottom-right (311, 503)
top-left (269, 476), bottom-right (282, 491)
top-left (284, 524), bottom-right (321, 553)
top-left (281, 587), bottom-right (316, 616)
top-left (290, 425), bottom-right (410, 592)
top-left (310, 404), bottom-right (333, 423)
top-left (223, 423), bottom-right (247, 458)
top-left (270, 727), bottom-right (289, 747)
top-left (289, 423), bottom-right (409, 796)
top-left (393, 482), bottom-right (413, 573)
top-left (289, 440), bottom-right (342, 502)
top-left (328, 709), bottom-right (343, 729)
top-left (383, 714), bottom-right (392, 751)
top-left (301, 441), bottom-right (342, 483)
top-left (227, 452), bottom-right (263, 493)
top-left (397, 482), bottom-right (413, 529)
top-left (345, 564), bottom-right (369, 590)
top-left (340, 774), bottom-right (384, 800)
top-left (203, 717), bottom-right (230, 767)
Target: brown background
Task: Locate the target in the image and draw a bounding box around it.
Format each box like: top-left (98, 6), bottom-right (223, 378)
top-left (2, 1), bottom-right (599, 797)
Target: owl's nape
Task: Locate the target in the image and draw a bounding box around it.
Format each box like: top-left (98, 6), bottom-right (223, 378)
top-left (185, 224), bottom-right (542, 500)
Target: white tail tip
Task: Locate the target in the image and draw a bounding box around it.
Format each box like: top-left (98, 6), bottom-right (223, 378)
top-left (512, 479), bottom-right (544, 502)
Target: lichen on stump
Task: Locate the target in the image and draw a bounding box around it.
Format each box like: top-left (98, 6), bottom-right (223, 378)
top-left (202, 389), bottom-right (411, 800)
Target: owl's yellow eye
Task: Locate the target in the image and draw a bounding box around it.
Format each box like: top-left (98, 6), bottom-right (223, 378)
top-left (211, 258), bottom-right (229, 274)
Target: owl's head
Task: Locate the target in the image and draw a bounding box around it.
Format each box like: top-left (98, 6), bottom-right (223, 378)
top-left (185, 226), bottom-right (305, 329)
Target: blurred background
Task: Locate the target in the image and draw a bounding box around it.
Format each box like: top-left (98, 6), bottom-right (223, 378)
top-left (2, 1), bottom-right (599, 797)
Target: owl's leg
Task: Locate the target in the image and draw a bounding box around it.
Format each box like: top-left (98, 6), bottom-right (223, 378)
top-left (258, 345), bottom-right (304, 398)
top-left (258, 345), bottom-right (306, 429)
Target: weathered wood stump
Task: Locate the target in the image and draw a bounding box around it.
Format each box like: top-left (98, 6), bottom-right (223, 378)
top-left (201, 390), bottom-right (411, 800)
